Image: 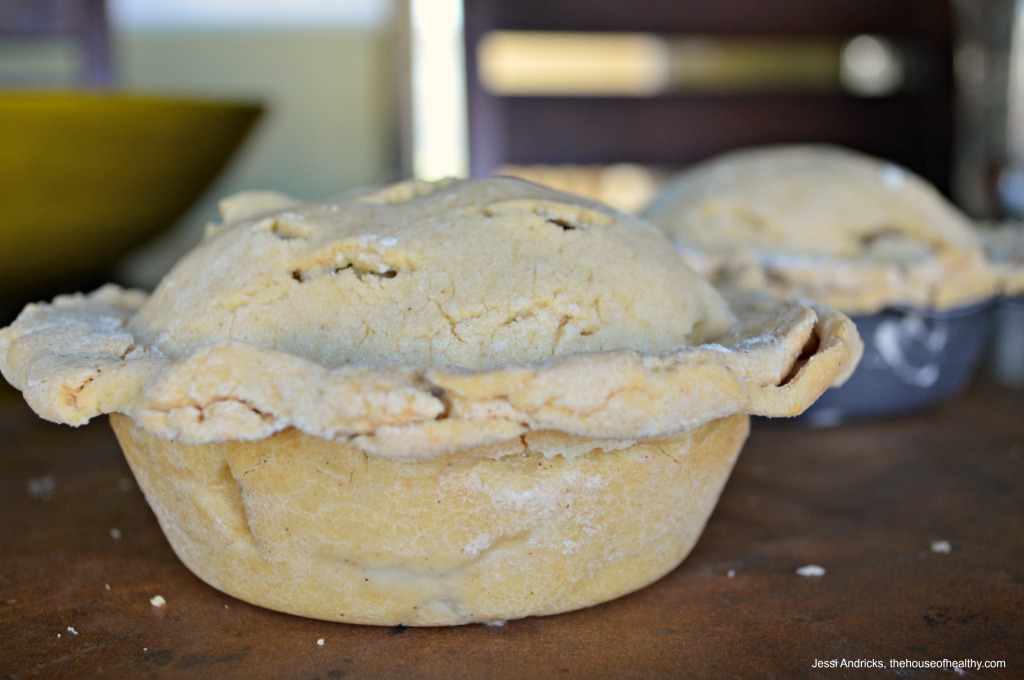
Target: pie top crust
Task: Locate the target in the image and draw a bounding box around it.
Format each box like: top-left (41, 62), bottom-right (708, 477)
top-left (0, 177), bottom-right (862, 459)
top-left (644, 145), bottom-right (999, 314)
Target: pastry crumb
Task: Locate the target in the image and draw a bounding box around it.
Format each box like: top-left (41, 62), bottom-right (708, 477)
top-left (796, 564), bottom-right (826, 577)
top-left (881, 163), bottom-right (907, 188)
top-left (110, 528), bottom-right (122, 540)
top-left (67, 626), bottom-right (78, 635)
top-left (930, 540), bottom-right (952, 554)
top-left (727, 569), bottom-right (736, 578)
top-left (150, 595), bottom-right (166, 607)
top-left (316, 638), bottom-right (325, 647)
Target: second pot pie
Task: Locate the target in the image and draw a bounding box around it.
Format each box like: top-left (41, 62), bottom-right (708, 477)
top-left (643, 145), bottom-right (1000, 420)
top-left (643, 145), bottom-right (999, 315)
top-left (0, 177), bottom-right (861, 626)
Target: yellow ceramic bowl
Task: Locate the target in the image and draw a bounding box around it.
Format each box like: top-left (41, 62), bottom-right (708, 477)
top-left (0, 92), bottom-right (262, 294)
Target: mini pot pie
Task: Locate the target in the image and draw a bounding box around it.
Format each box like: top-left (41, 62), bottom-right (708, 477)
top-left (644, 145), bottom-right (998, 315)
top-left (644, 145), bottom-right (1000, 420)
top-left (0, 177), bottom-right (860, 626)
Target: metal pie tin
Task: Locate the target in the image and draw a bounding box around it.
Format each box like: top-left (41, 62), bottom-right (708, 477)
top-left (801, 301), bottom-right (995, 425)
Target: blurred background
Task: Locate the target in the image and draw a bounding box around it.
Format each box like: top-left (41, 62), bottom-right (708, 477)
top-left (0, 0), bottom-right (1018, 303)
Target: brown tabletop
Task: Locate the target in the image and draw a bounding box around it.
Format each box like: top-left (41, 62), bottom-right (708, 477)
top-left (1, 380), bottom-right (1022, 679)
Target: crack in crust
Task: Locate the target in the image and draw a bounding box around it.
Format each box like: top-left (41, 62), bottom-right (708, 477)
top-left (0, 285), bottom-right (861, 460)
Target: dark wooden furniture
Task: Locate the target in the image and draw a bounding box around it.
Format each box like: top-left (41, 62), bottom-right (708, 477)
top-left (464, 0), bottom-right (955, 192)
top-left (0, 0), bottom-right (111, 86)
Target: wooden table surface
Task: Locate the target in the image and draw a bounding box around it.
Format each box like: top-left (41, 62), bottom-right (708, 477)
top-left (1, 380), bottom-right (1022, 679)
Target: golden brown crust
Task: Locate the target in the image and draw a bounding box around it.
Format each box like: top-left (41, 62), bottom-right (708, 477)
top-left (0, 177), bottom-right (862, 457)
top-left (0, 175), bottom-right (867, 626)
top-left (129, 177), bottom-right (734, 371)
top-left (110, 412), bottom-right (750, 626)
top-left (1, 285), bottom-right (860, 458)
top-left (644, 145), bottom-right (1000, 313)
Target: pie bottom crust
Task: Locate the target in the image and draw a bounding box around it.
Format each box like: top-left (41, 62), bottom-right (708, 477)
top-left (110, 412), bottom-right (749, 626)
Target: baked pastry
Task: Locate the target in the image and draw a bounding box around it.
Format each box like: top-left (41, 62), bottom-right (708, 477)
top-left (978, 221), bottom-right (1024, 297)
top-left (643, 145), bottom-right (999, 315)
top-left (0, 176), bottom-right (861, 625)
top-left (494, 163), bottom-right (664, 213)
